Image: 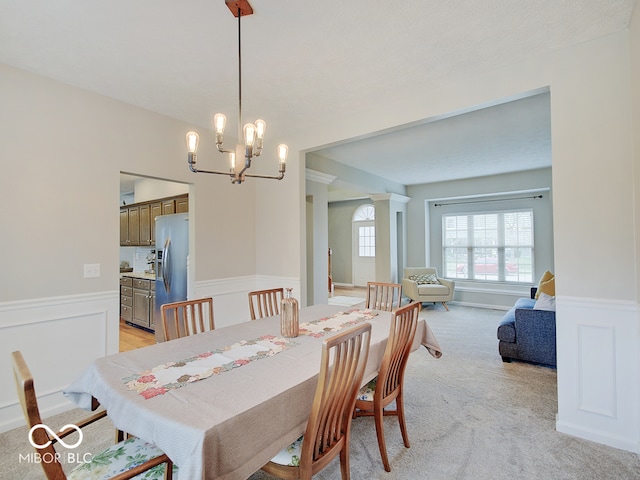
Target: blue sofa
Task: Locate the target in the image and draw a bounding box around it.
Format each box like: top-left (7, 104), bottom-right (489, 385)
top-left (497, 289), bottom-right (556, 367)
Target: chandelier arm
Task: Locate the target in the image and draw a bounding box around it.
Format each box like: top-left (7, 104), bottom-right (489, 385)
top-left (188, 165), bottom-right (234, 177)
top-left (243, 172), bottom-right (285, 180)
top-left (216, 144), bottom-right (235, 154)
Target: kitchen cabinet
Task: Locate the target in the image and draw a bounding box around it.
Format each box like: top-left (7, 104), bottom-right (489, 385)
top-left (161, 199), bottom-right (175, 215)
top-left (176, 196), bottom-right (189, 213)
top-left (132, 277), bottom-right (153, 330)
top-left (150, 202), bottom-right (162, 244)
top-left (120, 209), bottom-right (130, 245)
top-left (121, 275), bottom-right (155, 331)
top-left (120, 277), bottom-right (133, 323)
top-left (120, 194), bottom-right (188, 247)
top-left (138, 204), bottom-right (152, 246)
top-left (120, 205), bottom-right (140, 246)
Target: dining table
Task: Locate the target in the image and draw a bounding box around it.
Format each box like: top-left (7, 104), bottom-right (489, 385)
top-left (64, 304), bottom-right (442, 480)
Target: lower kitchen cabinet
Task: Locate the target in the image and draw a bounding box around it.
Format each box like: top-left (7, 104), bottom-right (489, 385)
top-left (120, 277), bottom-right (133, 322)
top-left (121, 276), bottom-right (155, 331)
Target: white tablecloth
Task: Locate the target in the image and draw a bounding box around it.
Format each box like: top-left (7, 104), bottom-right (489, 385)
top-left (64, 305), bottom-right (440, 480)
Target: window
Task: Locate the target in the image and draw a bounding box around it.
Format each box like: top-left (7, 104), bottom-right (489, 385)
top-left (353, 204), bottom-right (375, 257)
top-left (358, 225), bottom-right (375, 257)
top-left (443, 210), bottom-right (533, 283)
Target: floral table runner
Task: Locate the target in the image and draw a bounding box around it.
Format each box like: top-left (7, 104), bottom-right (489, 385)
top-left (299, 308), bottom-right (378, 337)
top-left (123, 335), bottom-right (297, 399)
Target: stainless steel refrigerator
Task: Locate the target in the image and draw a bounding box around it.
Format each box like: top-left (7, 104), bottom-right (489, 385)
top-left (154, 213), bottom-right (189, 342)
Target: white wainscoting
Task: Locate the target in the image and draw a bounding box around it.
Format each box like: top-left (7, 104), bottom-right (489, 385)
top-left (195, 275), bottom-right (301, 329)
top-left (0, 274), bottom-right (301, 434)
top-left (0, 291), bottom-right (119, 433)
top-left (556, 295), bottom-right (640, 453)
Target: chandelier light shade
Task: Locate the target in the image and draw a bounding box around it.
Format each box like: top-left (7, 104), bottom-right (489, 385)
top-left (186, 0), bottom-right (288, 184)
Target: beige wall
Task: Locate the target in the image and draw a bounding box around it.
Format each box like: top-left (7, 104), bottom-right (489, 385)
top-left (631, 1), bottom-right (640, 302)
top-left (0, 63), bottom-right (258, 303)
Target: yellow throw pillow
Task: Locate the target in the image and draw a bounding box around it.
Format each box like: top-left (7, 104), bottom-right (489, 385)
top-left (536, 271), bottom-right (555, 299)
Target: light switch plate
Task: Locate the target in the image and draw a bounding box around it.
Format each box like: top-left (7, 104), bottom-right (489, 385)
top-left (84, 263), bottom-right (101, 278)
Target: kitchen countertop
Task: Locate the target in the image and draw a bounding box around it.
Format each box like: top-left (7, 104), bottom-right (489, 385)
top-left (120, 271), bottom-right (156, 280)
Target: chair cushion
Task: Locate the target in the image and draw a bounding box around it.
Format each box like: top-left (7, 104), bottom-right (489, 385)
top-left (67, 436), bottom-right (177, 480)
top-left (417, 284), bottom-right (450, 296)
top-left (269, 435), bottom-right (302, 467)
top-left (357, 378), bottom-right (377, 402)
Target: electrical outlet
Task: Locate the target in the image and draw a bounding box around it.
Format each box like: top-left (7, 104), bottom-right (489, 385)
top-left (83, 263), bottom-right (101, 278)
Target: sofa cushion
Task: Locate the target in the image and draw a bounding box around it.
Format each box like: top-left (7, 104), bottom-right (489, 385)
top-left (409, 273), bottom-right (439, 285)
top-left (514, 297), bottom-right (536, 310)
top-left (535, 271), bottom-right (555, 299)
top-left (534, 292), bottom-right (556, 311)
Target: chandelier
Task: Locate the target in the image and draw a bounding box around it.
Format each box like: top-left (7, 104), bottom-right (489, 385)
top-left (186, 0), bottom-right (288, 184)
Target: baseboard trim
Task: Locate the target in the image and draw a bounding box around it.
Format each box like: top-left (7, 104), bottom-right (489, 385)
top-left (556, 417), bottom-right (640, 454)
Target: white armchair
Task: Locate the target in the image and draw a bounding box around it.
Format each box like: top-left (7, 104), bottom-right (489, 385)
top-left (401, 267), bottom-right (455, 311)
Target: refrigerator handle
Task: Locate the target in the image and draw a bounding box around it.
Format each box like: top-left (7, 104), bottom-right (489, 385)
top-left (163, 238), bottom-right (171, 294)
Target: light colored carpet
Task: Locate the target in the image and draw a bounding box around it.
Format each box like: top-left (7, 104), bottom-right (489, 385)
top-left (3, 304), bottom-right (639, 479)
top-left (328, 296), bottom-right (366, 307)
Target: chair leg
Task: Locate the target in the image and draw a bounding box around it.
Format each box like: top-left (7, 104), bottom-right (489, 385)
top-left (374, 402), bottom-right (391, 472)
top-left (340, 442), bottom-right (351, 480)
top-left (442, 301), bottom-right (449, 311)
top-left (396, 391), bottom-right (410, 448)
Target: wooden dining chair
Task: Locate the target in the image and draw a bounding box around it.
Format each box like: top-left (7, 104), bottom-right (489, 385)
top-left (365, 281), bottom-right (402, 312)
top-left (11, 350), bottom-right (175, 480)
top-left (161, 297), bottom-right (214, 342)
top-left (353, 301), bottom-right (421, 472)
top-left (261, 322), bottom-right (372, 480)
top-left (248, 288), bottom-right (284, 320)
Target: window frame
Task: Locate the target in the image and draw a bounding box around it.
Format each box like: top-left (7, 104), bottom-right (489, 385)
top-left (442, 208), bottom-right (535, 284)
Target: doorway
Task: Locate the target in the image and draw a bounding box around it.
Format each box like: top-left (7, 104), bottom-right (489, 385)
top-left (119, 173), bottom-right (191, 349)
top-left (352, 204), bottom-right (375, 286)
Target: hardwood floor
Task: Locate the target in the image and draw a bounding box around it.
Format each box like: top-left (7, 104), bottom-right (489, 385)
top-left (119, 286), bottom-right (368, 352)
top-left (331, 286), bottom-right (367, 298)
top-left (119, 320), bottom-right (155, 352)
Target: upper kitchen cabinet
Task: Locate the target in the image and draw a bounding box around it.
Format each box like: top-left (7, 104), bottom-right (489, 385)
top-left (120, 194), bottom-right (188, 246)
top-left (176, 196), bottom-right (189, 213)
top-left (138, 204), bottom-right (153, 246)
top-left (120, 205), bottom-right (140, 246)
top-left (150, 203), bottom-right (162, 244)
top-left (162, 199), bottom-right (175, 215)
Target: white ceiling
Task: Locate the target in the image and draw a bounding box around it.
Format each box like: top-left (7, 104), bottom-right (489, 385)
top-left (1, 1), bottom-right (636, 186)
top-left (312, 91), bottom-right (552, 185)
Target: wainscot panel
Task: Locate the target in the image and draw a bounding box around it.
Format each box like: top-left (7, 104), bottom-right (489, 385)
top-left (556, 296), bottom-right (640, 453)
top-left (195, 275), bottom-right (301, 329)
top-left (0, 291), bottom-right (119, 433)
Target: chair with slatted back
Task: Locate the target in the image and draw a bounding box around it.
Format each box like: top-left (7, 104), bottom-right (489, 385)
top-left (365, 282), bottom-right (402, 312)
top-left (261, 322), bottom-right (372, 480)
top-left (354, 301), bottom-right (421, 472)
top-left (248, 288), bottom-right (284, 320)
top-left (11, 350), bottom-right (176, 480)
top-left (161, 297), bottom-right (214, 342)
